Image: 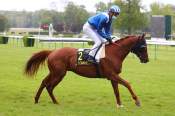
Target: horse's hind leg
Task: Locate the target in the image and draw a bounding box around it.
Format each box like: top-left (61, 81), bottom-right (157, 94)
top-left (44, 61), bottom-right (66, 104)
top-left (45, 73), bottom-right (65, 104)
top-left (35, 73), bottom-right (65, 104)
top-left (35, 74), bottom-right (50, 103)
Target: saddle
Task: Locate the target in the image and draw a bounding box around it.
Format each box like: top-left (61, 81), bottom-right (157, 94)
top-left (77, 44), bottom-right (105, 65)
top-left (77, 49), bottom-right (92, 65)
top-left (77, 47), bottom-right (105, 77)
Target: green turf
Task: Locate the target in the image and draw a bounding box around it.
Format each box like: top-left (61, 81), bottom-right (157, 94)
top-left (0, 40), bottom-right (175, 116)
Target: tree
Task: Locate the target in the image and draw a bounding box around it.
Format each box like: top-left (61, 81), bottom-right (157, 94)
top-left (150, 2), bottom-right (175, 15)
top-left (150, 2), bottom-right (175, 32)
top-left (113, 0), bottom-right (148, 34)
top-left (37, 10), bottom-right (53, 26)
top-left (52, 12), bottom-right (65, 32)
top-left (64, 2), bottom-right (89, 33)
top-left (64, 2), bottom-right (77, 32)
top-left (150, 2), bottom-right (163, 15)
top-left (95, 2), bottom-right (108, 12)
top-left (0, 14), bottom-right (8, 32)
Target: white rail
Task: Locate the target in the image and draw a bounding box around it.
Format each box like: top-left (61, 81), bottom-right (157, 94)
top-left (3, 35), bottom-right (175, 46)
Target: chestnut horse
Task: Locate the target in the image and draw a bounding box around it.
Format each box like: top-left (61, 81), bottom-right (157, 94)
top-left (24, 34), bottom-right (149, 108)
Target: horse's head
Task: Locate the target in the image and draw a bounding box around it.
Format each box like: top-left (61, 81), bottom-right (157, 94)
top-left (131, 34), bottom-right (149, 63)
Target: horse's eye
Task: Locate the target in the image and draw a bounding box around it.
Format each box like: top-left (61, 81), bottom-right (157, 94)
top-left (137, 47), bottom-right (144, 52)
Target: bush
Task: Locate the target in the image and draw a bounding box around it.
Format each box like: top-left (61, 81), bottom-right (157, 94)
top-left (22, 35), bottom-right (35, 47)
top-left (88, 41), bottom-right (94, 45)
top-left (0, 36), bottom-right (8, 44)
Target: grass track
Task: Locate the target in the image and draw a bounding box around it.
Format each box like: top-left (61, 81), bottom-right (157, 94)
top-left (0, 41), bottom-right (175, 116)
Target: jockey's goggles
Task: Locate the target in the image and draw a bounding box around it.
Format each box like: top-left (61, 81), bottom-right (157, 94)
top-left (113, 12), bottom-right (120, 16)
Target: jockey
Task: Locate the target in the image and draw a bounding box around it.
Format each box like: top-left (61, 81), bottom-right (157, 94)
top-left (83, 5), bottom-right (120, 63)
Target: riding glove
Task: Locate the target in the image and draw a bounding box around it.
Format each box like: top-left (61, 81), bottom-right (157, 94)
top-left (108, 39), bottom-right (113, 44)
top-left (106, 37), bottom-right (112, 44)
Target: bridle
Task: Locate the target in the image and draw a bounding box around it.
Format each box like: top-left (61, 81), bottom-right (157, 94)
top-left (130, 36), bottom-right (147, 61)
top-left (111, 42), bottom-right (122, 47)
top-left (131, 36), bottom-right (146, 53)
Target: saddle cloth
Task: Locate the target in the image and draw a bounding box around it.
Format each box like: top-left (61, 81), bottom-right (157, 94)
top-left (77, 44), bottom-right (105, 65)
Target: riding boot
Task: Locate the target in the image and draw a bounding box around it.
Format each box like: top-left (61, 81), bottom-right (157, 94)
top-left (87, 55), bottom-right (97, 64)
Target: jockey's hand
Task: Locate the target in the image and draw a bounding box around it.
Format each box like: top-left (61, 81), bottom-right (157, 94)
top-left (106, 37), bottom-right (112, 44)
top-left (108, 39), bottom-right (113, 44)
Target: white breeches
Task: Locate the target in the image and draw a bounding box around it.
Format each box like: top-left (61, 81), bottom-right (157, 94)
top-left (83, 22), bottom-right (106, 62)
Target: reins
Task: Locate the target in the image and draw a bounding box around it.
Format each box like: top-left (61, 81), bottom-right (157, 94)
top-left (111, 42), bottom-right (122, 47)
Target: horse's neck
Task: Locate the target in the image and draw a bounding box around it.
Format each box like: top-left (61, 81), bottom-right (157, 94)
top-left (113, 37), bottom-right (138, 61)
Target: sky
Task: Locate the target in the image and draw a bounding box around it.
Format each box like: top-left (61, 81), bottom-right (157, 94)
top-left (0, 0), bottom-right (174, 12)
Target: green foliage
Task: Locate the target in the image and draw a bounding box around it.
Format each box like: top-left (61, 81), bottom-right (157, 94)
top-left (150, 2), bottom-right (175, 33)
top-left (0, 14), bottom-right (8, 32)
top-left (95, 2), bottom-right (108, 12)
top-left (64, 2), bottom-right (90, 33)
top-left (36, 10), bottom-right (60, 25)
top-left (22, 35), bottom-right (35, 47)
top-left (0, 2), bottom-right (89, 33)
top-left (113, 0), bottom-right (149, 34)
top-left (52, 11), bottom-right (65, 32)
top-left (150, 2), bottom-right (175, 15)
top-left (0, 36), bottom-right (8, 44)
top-left (1, 1), bottom-right (149, 34)
top-left (88, 41), bottom-right (94, 45)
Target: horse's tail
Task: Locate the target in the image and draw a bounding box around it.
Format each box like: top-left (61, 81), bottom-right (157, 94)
top-left (24, 50), bottom-right (52, 77)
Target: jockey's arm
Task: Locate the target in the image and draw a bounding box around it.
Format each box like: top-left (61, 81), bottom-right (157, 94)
top-left (104, 24), bottom-right (112, 39)
top-left (97, 17), bottom-right (109, 39)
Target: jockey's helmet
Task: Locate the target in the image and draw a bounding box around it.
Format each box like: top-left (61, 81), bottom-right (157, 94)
top-left (109, 5), bottom-right (121, 16)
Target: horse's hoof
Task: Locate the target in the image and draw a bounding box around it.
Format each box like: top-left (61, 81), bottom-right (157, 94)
top-left (34, 101), bottom-right (38, 104)
top-left (53, 101), bottom-right (59, 104)
top-left (117, 104), bottom-right (124, 108)
top-left (135, 100), bottom-right (141, 107)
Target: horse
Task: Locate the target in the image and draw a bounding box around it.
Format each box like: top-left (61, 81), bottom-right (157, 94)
top-left (24, 34), bottom-right (149, 108)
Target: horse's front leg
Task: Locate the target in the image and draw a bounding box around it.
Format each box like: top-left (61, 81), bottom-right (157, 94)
top-left (117, 75), bottom-right (141, 107)
top-left (111, 80), bottom-right (123, 108)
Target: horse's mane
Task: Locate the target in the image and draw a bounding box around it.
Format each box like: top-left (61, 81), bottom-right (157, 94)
top-left (114, 35), bottom-right (137, 43)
